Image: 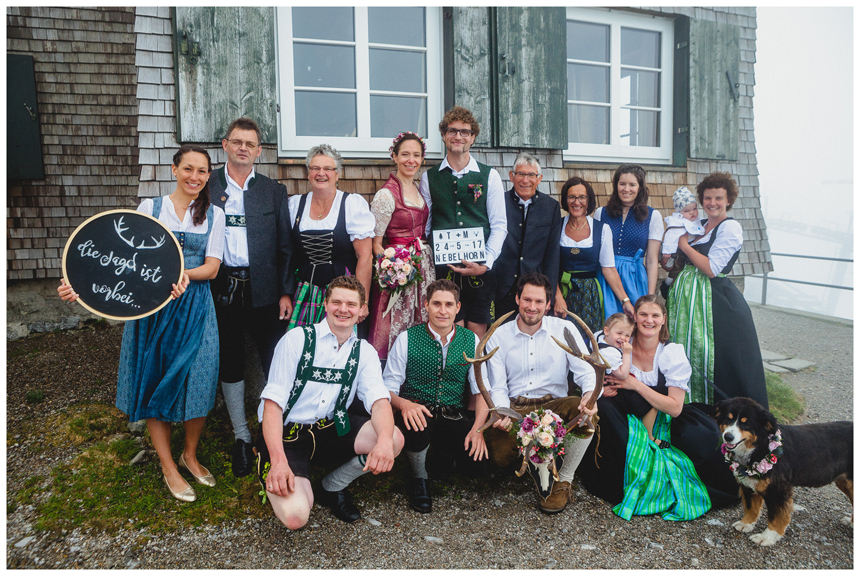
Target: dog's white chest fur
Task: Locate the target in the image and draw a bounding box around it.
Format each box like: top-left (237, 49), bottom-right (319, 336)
top-left (735, 473), bottom-right (761, 490)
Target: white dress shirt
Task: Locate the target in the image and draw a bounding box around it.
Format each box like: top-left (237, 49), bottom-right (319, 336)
top-left (221, 168), bottom-right (255, 267)
top-left (486, 315), bottom-right (596, 409)
top-left (595, 331), bottom-right (623, 374)
top-left (419, 155), bottom-right (507, 269)
top-left (382, 324), bottom-right (486, 396)
top-left (258, 320), bottom-right (390, 425)
top-left (138, 197), bottom-right (225, 260)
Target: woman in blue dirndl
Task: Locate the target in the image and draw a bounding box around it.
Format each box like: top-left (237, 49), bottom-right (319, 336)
top-left (594, 165), bottom-right (663, 320)
top-left (60, 145), bottom-right (226, 503)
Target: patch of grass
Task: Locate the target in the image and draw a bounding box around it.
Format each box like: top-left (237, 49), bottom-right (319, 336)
top-left (17, 475), bottom-right (45, 506)
top-left (25, 389), bottom-right (45, 404)
top-left (32, 414), bottom-right (268, 534)
top-left (766, 371), bottom-right (805, 423)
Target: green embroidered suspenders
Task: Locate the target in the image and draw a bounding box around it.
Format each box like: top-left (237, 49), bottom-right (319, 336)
top-left (284, 326), bottom-right (362, 436)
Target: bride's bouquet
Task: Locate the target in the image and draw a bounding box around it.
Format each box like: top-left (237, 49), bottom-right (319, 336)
top-left (374, 246), bottom-right (423, 316)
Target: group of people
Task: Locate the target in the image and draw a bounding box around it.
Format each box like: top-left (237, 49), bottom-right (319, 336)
top-left (58, 105), bottom-right (770, 528)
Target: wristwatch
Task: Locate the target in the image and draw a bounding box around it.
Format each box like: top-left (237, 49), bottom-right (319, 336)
top-left (621, 297), bottom-right (630, 304)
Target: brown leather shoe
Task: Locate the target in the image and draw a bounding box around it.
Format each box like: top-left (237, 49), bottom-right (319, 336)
top-left (539, 481), bottom-right (571, 515)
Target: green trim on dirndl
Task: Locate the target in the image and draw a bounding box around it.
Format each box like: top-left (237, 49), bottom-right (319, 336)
top-left (612, 412), bottom-right (711, 521)
top-left (666, 264), bottom-right (717, 404)
top-left (561, 275), bottom-right (604, 333)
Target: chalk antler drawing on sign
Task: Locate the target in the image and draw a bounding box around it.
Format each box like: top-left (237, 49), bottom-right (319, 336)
top-left (114, 216), bottom-right (166, 250)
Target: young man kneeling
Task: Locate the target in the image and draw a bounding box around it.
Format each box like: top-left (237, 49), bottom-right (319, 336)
top-left (258, 276), bottom-right (404, 528)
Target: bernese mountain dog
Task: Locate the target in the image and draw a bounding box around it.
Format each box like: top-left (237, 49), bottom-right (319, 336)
top-left (714, 397), bottom-right (853, 547)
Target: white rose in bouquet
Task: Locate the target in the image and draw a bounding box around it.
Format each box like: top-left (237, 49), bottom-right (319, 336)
top-left (540, 413), bottom-right (554, 427)
top-left (538, 432), bottom-right (554, 447)
top-left (383, 247), bottom-right (396, 258)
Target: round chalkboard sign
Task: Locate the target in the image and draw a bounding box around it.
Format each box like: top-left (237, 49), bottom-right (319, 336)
top-left (62, 209), bottom-right (184, 320)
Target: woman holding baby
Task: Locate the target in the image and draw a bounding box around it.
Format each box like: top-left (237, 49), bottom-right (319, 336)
top-left (666, 172), bottom-right (768, 408)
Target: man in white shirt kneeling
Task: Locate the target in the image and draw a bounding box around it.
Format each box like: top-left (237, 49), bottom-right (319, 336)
top-left (257, 276), bottom-right (403, 528)
top-left (484, 272), bottom-right (599, 514)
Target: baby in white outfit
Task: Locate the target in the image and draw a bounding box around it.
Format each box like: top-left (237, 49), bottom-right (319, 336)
top-left (660, 186), bottom-right (705, 272)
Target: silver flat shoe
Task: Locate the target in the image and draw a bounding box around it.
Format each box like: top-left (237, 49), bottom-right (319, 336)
top-left (178, 453), bottom-right (216, 487)
top-left (163, 474), bottom-right (196, 502)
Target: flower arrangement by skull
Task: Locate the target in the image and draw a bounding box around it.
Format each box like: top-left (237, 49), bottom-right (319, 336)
top-left (469, 183), bottom-right (483, 204)
top-left (510, 408), bottom-right (569, 491)
top-left (374, 245), bottom-right (424, 317)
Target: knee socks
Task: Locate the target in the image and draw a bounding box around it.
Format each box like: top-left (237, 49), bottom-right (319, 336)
top-left (558, 435), bottom-right (592, 484)
top-left (406, 447), bottom-right (429, 479)
top-left (321, 455), bottom-right (369, 492)
top-left (221, 380), bottom-right (252, 444)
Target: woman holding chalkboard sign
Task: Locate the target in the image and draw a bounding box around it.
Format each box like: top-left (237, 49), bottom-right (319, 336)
top-left (59, 145), bottom-right (226, 503)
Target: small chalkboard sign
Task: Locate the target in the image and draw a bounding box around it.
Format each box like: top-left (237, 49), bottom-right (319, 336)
top-left (62, 209), bottom-right (184, 320)
top-left (433, 227), bottom-right (486, 265)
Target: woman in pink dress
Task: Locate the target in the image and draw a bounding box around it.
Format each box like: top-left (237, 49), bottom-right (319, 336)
top-left (368, 132), bottom-right (435, 359)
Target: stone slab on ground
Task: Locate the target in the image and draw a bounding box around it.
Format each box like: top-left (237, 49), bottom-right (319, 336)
top-left (759, 349), bottom-right (788, 362)
top-left (763, 362), bottom-right (789, 373)
top-left (770, 358), bottom-right (816, 372)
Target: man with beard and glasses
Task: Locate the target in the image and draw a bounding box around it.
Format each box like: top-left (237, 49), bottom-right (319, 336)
top-left (483, 272), bottom-right (599, 515)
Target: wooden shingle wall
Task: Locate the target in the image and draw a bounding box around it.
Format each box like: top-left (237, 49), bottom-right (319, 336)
top-left (6, 7), bottom-right (139, 280)
top-left (131, 6), bottom-right (770, 278)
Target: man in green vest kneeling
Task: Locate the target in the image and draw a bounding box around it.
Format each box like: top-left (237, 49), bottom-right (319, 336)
top-left (383, 279), bottom-right (491, 513)
top-left (257, 276), bottom-right (404, 528)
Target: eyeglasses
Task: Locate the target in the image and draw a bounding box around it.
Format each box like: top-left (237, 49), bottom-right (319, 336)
top-left (309, 166), bottom-right (337, 173)
top-left (227, 139), bottom-right (258, 150)
top-left (513, 171), bottom-right (540, 179)
top-left (445, 128), bottom-right (474, 137)
top-left (567, 195), bottom-right (589, 204)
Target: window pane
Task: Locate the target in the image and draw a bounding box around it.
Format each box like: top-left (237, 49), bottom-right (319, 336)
top-left (568, 63), bottom-right (609, 103)
top-left (567, 20), bottom-right (609, 63)
top-left (368, 8), bottom-right (425, 47)
top-left (568, 104), bottom-right (608, 145)
top-left (369, 49), bottom-right (425, 93)
top-left (292, 7), bottom-right (354, 41)
top-left (370, 95), bottom-right (427, 138)
top-left (295, 92), bottom-right (356, 137)
top-left (621, 69), bottom-right (660, 108)
top-left (293, 44), bottom-right (355, 89)
top-left (620, 109), bottom-right (659, 147)
top-left (621, 27), bottom-right (660, 68)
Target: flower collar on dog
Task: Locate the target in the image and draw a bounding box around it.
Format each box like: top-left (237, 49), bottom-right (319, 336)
top-left (722, 429), bottom-right (783, 478)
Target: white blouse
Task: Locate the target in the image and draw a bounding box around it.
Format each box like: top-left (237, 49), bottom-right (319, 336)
top-left (691, 219), bottom-right (743, 276)
top-left (560, 215), bottom-right (616, 267)
top-left (594, 206), bottom-right (664, 242)
top-left (370, 187), bottom-right (426, 238)
top-left (288, 189), bottom-right (376, 242)
top-left (629, 341), bottom-right (691, 392)
top-left (138, 197), bottom-right (225, 261)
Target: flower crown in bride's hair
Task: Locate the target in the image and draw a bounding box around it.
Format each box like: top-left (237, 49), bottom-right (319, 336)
top-left (389, 132), bottom-right (426, 159)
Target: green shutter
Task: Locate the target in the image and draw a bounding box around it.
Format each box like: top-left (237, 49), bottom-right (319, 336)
top-left (672, 16), bottom-right (690, 167)
top-left (452, 7), bottom-right (493, 147)
top-left (7, 54), bottom-right (45, 180)
top-left (173, 8), bottom-right (277, 143)
top-left (494, 7), bottom-right (566, 149)
top-left (688, 18), bottom-right (740, 161)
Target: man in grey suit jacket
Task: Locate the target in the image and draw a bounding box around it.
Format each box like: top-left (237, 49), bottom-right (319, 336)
top-left (494, 153), bottom-right (562, 320)
top-left (209, 117), bottom-right (295, 477)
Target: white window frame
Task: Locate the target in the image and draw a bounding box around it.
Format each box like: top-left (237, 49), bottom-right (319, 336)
top-left (275, 7), bottom-right (445, 159)
top-left (564, 8), bottom-right (674, 165)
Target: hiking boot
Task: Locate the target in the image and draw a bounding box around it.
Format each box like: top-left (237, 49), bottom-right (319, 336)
top-left (539, 480), bottom-right (571, 515)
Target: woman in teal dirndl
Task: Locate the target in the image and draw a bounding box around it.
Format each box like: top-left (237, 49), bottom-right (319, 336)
top-left (59, 145), bottom-right (225, 503)
top-left (577, 295), bottom-right (739, 517)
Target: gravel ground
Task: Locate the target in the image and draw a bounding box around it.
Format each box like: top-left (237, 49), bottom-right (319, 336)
top-left (6, 305), bottom-right (854, 569)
